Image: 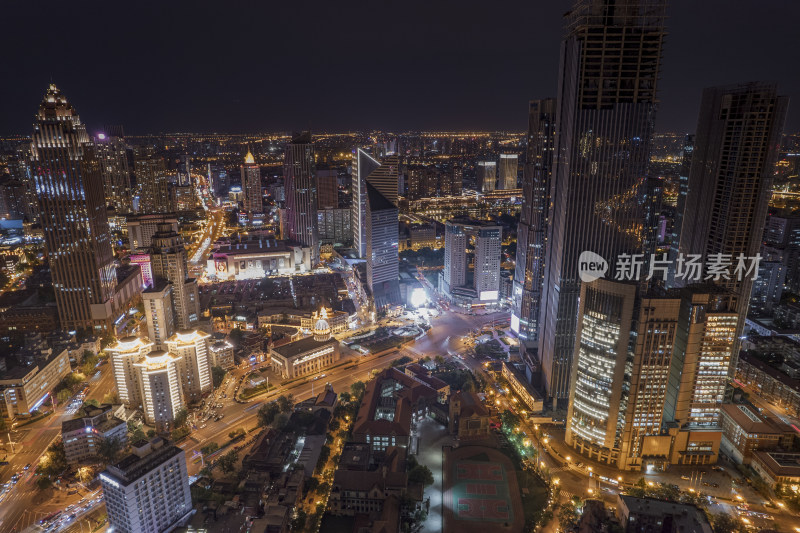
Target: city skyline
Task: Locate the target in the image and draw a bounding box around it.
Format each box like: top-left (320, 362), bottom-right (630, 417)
top-left (1, 2), bottom-right (799, 134)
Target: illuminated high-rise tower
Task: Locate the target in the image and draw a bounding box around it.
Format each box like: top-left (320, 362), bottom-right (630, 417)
top-left (150, 222), bottom-right (200, 331)
top-left (498, 153), bottom-right (519, 190)
top-left (241, 148), bottom-right (262, 214)
top-left (678, 83), bottom-right (788, 367)
top-left (512, 99), bottom-right (556, 352)
top-left (351, 149), bottom-right (380, 258)
top-left (539, 0), bottom-right (666, 406)
top-left (284, 132), bottom-right (319, 264)
top-left (94, 127), bottom-right (132, 212)
top-left (29, 84), bottom-right (118, 332)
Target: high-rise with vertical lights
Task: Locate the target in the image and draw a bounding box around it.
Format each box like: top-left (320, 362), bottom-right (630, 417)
top-left (512, 98), bottom-right (556, 353)
top-left (108, 336), bottom-right (154, 408)
top-left (476, 161), bottom-right (497, 193)
top-left (135, 147), bottom-right (172, 214)
top-left (135, 351), bottom-right (185, 429)
top-left (94, 127), bottom-right (132, 212)
top-left (366, 182), bottom-right (400, 310)
top-left (284, 132), bottom-right (319, 264)
top-left (29, 84), bottom-right (118, 332)
top-left (498, 153), bottom-right (519, 190)
top-left (241, 148), bottom-right (262, 214)
top-left (166, 329), bottom-right (212, 402)
top-left (677, 83), bottom-right (788, 363)
top-left (539, 0), bottom-right (666, 406)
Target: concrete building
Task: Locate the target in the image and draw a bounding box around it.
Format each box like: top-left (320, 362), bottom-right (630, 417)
top-left (134, 148), bottom-right (172, 214)
top-left (165, 329), bottom-right (212, 402)
top-left (720, 403), bottom-right (795, 464)
top-left (100, 438), bottom-right (192, 533)
top-left (127, 214), bottom-right (179, 251)
top-left (108, 337), bottom-right (154, 408)
top-left (750, 451), bottom-right (800, 489)
top-left (283, 132), bottom-right (318, 263)
top-left (142, 280), bottom-right (175, 350)
top-left (62, 403), bottom-right (127, 464)
top-left (0, 348), bottom-right (71, 418)
top-left (476, 161), bottom-right (497, 193)
top-left (208, 340), bottom-right (235, 370)
top-left (135, 351), bottom-right (185, 430)
top-left (94, 129), bottom-right (132, 212)
top-left (615, 494), bottom-right (712, 533)
top-left (501, 361), bottom-right (544, 414)
top-left (149, 223), bottom-right (200, 331)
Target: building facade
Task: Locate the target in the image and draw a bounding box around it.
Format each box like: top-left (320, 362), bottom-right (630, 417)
top-left (108, 336), bottom-right (154, 408)
top-left (284, 132), bottom-right (318, 264)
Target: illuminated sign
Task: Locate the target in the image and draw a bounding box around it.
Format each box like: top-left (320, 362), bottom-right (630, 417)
top-left (99, 473), bottom-right (120, 489)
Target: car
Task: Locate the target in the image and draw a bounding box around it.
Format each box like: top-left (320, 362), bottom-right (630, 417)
top-left (200, 424), bottom-right (207, 429)
top-left (680, 475), bottom-right (690, 480)
top-left (23, 463), bottom-right (31, 470)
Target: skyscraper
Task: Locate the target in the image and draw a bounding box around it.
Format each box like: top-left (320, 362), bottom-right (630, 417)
top-left (135, 148), bottom-right (172, 214)
top-left (241, 149), bottom-right (262, 214)
top-left (366, 182), bottom-right (400, 311)
top-left (512, 98), bottom-right (556, 349)
top-left (317, 168), bottom-right (339, 209)
top-left (350, 149), bottom-right (383, 258)
top-left (284, 132), bottom-right (318, 264)
top-left (150, 222), bottom-right (200, 331)
top-left (29, 84), bottom-right (118, 332)
top-left (498, 153), bottom-right (519, 190)
top-left (440, 218), bottom-right (502, 305)
top-left (142, 280), bottom-right (176, 349)
top-left (476, 161), bottom-right (497, 193)
top-left (539, 0), bottom-right (666, 406)
top-left (94, 128), bottom-right (132, 212)
top-left (108, 336), bottom-right (154, 408)
top-left (677, 83), bottom-right (788, 364)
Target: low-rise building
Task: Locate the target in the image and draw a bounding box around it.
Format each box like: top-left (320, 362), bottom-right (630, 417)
top-left (0, 348), bottom-right (71, 418)
top-left (501, 361), bottom-right (544, 414)
top-left (615, 494), bottom-right (712, 533)
top-left (736, 351), bottom-right (800, 417)
top-left (269, 336), bottom-right (340, 380)
top-left (719, 403), bottom-right (795, 464)
top-left (208, 339), bottom-right (235, 370)
top-left (300, 307), bottom-right (351, 334)
top-left (62, 404), bottom-right (128, 464)
top-left (448, 390), bottom-right (492, 441)
top-left (751, 451), bottom-right (800, 488)
top-left (100, 438), bottom-right (192, 533)
top-left (207, 237), bottom-right (312, 280)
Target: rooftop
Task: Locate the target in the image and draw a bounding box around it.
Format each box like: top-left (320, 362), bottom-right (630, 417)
top-left (617, 495), bottom-right (713, 533)
top-left (720, 403), bottom-right (793, 435)
top-left (270, 335), bottom-right (337, 359)
top-left (104, 440), bottom-right (184, 486)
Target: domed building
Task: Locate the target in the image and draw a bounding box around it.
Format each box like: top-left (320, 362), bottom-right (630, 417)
top-left (313, 308), bottom-right (332, 341)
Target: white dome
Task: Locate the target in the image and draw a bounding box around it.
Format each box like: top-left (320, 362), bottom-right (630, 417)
top-left (315, 318), bottom-right (330, 332)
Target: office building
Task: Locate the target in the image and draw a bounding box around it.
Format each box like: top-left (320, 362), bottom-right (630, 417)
top-left (719, 403), bottom-right (794, 465)
top-left (669, 134), bottom-right (694, 259)
top-left (351, 150), bottom-right (398, 258)
top-left (678, 83), bottom-right (788, 366)
top-left (538, 1), bottom-right (666, 406)
top-left (318, 207), bottom-right (352, 246)
top-left (241, 149), bottom-right (262, 214)
top-left (135, 148), bottom-right (172, 214)
top-left (498, 153), bottom-right (518, 190)
top-left (150, 222), bottom-right (200, 330)
top-left (100, 439), bottom-right (192, 533)
top-left (512, 99), bottom-right (556, 350)
top-left (135, 351), bottom-right (185, 429)
top-left (439, 218), bottom-right (501, 306)
top-left (142, 281), bottom-right (175, 350)
top-left (29, 84), bottom-right (119, 332)
top-left (0, 175), bottom-right (30, 220)
top-left (207, 163), bottom-right (229, 197)
top-left (366, 182), bottom-right (400, 311)
top-left (476, 161), bottom-right (496, 193)
top-left (126, 213), bottom-right (179, 251)
top-left (108, 336), bottom-right (154, 407)
top-left (284, 132), bottom-right (318, 264)
top-left (62, 403), bottom-right (127, 464)
top-left (94, 128), bottom-right (132, 212)
top-left (165, 329), bottom-right (212, 402)
top-left (0, 348), bottom-right (71, 418)
top-left (317, 168), bottom-right (339, 209)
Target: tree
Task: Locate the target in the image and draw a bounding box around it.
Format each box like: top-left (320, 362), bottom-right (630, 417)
top-left (98, 436), bottom-right (123, 464)
top-left (218, 449), bottom-right (238, 473)
top-left (228, 428), bottom-right (245, 441)
top-left (408, 464), bottom-right (434, 487)
top-left (84, 399), bottom-right (99, 408)
top-left (146, 429), bottom-right (156, 438)
top-left (391, 356), bottom-right (413, 367)
top-left (558, 503), bottom-right (580, 532)
top-left (257, 402), bottom-right (280, 427)
top-left (338, 391), bottom-right (351, 404)
top-left (102, 391), bottom-right (120, 405)
top-left (211, 366), bottom-right (227, 388)
top-left (35, 476), bottom-right (53, 491)
top-left (57, 389), bottom-right (72, 405)
top-left (174, 408), bottom-right (188, 429)
top-left (228, 328), bottom-right (245, 346)
top-left (0, 270), bottom-right (9, 288)
top-left (712, 512), bottom-right (746, 533)
top-left (201, 442), bottom-right (220, 456)
top-left (290, 510), bottom-right (307, 531)
top-left (276, 394), bottom-right (294, 413)
top-left (350, 381), bottom-right (366, 400)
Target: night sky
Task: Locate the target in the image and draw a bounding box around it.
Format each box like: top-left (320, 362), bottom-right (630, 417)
top-left (2, 0), bottom-right (798, 135)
